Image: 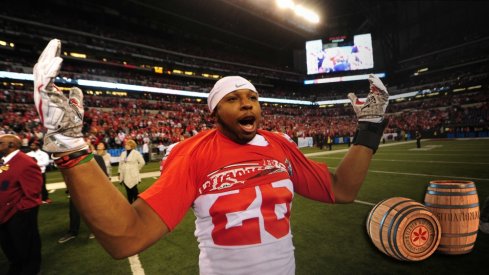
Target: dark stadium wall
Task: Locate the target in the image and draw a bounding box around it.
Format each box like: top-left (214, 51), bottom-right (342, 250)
top-left (396, 2), bottom-right (487, 61)
top-left (293, 49), bottom-right (307, 74)
top-left (372, 36), bottom-right (386, 73)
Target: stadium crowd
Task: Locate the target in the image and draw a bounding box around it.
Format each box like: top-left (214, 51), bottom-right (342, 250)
top-left (1, 84), bottom-right (488, 153)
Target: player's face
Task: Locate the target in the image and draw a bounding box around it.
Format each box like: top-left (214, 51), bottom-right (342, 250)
top-left (214, 89), bottom-right (261, 144)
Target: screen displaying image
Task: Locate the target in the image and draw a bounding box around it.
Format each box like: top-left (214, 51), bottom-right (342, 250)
top-left (306, 33), bottom-right (374, 75)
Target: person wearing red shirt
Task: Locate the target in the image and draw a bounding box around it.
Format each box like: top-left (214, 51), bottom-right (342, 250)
top-left (32, 39), bottom-right (389, 274)
top-left (0, 134), bottom-right (43, 274)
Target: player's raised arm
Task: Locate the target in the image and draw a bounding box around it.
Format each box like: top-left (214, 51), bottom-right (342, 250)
top-left (330, 74), bottom-right (389, 203)
top-left (33, 39), bottom-right (168, 258)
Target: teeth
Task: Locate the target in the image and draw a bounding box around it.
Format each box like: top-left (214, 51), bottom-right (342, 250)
top-left (242, 124), bottom-right (254, 131)
top-left (239, 116), bottom-right (255, 131)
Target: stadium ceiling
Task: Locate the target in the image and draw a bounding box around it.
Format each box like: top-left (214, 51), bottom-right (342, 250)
top-left (75, 0), bottom-right (380, 52)
top-left (11, 0), bottom-right (487, 69)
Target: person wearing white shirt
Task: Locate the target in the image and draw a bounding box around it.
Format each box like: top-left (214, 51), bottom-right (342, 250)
top-left (96, 142), bottom-right (112, 178)
top-left (26, 140), bottom-right (51, 204)
top-left (118, 139), bottom-right (145, 203)
top-left (142, 140), bottom-right (150, 163)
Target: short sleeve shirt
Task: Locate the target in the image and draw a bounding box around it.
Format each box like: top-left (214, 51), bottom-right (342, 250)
top-left (140, 129), bottom-right (334, 274)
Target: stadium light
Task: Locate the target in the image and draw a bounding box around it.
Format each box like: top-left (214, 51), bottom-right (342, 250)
top-left (275, 0), bottom-right (320, 24)
top-left (154, 66), bottom-right (163, 74)
top-left (0, 40), bottom-right (15, 48)
top-left (69, 52), bottom-right (87, 59)
top-left (294, 5), bottom-right (319, 24)
top-left (276, 0), bottom-right (294, 9)
top-left (467, 85), bottom-right (481, 90)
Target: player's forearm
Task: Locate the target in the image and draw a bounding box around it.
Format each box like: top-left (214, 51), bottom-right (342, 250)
top-left (331, 145), bottom-right (372, 203)
top-left (60, 160), bottom-right (151, 258)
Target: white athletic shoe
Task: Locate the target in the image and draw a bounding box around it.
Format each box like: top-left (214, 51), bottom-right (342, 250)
top-left (480, 221), bottom-right (489, 234)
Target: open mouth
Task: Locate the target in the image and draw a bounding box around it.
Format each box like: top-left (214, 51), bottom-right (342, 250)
top-left (238, 116), bottom-right (256, 132)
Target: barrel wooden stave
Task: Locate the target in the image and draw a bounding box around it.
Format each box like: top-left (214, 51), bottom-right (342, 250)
top-left (424, 180), bottom-right (480, 255)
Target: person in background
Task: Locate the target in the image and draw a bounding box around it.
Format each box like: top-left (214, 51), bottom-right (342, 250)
top-left (316, 132), bottom-right (325, 150)
top-left (327, 135), bottom-right (333, 151)
top-left (20, 133), bottom-right (30, 152)
top-left (159, 143), bottom-right (177, 174)
top-left (96, 142), bottom-right (112, 178)
top-left (27, 140), bottom-right (52, 204)
top-left (142, 139), bottom-right (150, 163)
top-left (58, 154), bottom-right (108, 243)
top-left (118, 139), bottom-right (145, 203)
top-left (0, 134), bottom-right (43, 274)
top-left (415, 131), bottom-right (422, 148)
top-left (157, 142), bottom-right (167, 156)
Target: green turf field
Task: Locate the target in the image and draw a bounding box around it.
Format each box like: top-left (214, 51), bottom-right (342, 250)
top-left (1, 139), bottom-right (488, 274)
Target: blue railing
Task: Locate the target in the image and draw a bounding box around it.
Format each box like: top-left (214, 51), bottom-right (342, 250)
top-left (446, 131), bottom-right (489, 138)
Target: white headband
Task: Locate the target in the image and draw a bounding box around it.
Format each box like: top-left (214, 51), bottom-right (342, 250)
top-left (208, 76), bottom-right (257, 113)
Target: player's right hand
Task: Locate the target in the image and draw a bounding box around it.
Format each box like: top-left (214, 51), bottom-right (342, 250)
top-left (33, 39), bottom-right (87, 153)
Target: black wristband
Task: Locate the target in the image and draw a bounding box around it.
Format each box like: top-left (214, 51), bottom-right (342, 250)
top-left (53, 149), bottom-right (91, 165)
top-left (353, 119), bottom-right (389, 154)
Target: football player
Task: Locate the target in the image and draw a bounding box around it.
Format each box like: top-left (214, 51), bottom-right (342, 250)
top-left (33, 39), bottom-right (389, 274)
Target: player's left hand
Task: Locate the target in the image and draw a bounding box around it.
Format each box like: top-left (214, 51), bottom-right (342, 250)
top-left (348, 74), bottom-right (389, 123)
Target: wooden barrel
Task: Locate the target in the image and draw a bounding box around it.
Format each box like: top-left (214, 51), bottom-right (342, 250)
top-left (366, 197), bottom-right (441, 261)
top-left (424, 180), bottom-right (480, 255)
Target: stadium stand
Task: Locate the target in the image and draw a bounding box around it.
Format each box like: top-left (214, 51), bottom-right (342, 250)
top-left (1, 0), bottom-right (488, 159)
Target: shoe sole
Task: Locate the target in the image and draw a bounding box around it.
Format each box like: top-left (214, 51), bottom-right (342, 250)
top-left (58, 236), bottom-right (76, 243)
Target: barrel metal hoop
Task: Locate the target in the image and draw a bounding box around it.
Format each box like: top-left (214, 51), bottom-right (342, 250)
top-left (424, 202), bottom-right (479, 209)
top-left (441, 230), bottom-right (479, 238)
top-left (391, 206), bottom-right (431, 261)
top-left (426, 190), bottom-right (478, 196)
top-left (428, 183), bottom-right (475, 189)
top-left (379, 199), bottom-right (415, 258)
top-left (367, 198), bottom-right (389, 236)
top-left (437, 242), bottom-right (475, 248)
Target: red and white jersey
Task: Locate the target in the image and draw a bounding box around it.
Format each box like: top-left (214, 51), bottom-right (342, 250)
top-left (140, 129), bottom-right (334, 275)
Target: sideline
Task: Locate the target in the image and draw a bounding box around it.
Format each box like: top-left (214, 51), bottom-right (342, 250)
top-left (128, 255), bottom-right (145, 275)
top-left (315, 156), bottom-right (489, 165)
top-left (354, 200), bottom-right (376, 206)
top-left (303, 140), bottom-right (416, 157)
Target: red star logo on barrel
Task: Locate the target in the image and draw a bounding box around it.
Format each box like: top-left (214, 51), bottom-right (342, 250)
top-left (410, 225), bottom-right (428, 247)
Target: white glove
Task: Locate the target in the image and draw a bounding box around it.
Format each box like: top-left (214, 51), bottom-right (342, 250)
top-left (348, 74), bottom-right (389, 123)
top-left (33, 39), bottom-right (87, 153)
